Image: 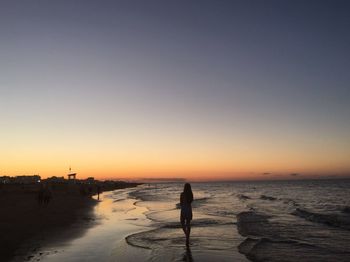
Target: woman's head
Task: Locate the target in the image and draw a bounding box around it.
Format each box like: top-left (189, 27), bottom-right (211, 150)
top-left (183, 183), bottom-right (193, 203)
top-left (184, 183), bottom-right (191, 193)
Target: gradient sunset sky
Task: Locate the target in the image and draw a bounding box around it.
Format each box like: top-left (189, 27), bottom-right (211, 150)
top-left (1, 1), bottom-right (350, 180)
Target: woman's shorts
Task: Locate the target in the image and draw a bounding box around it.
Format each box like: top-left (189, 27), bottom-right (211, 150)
top-left (181, 206), bottom-right (192, 221)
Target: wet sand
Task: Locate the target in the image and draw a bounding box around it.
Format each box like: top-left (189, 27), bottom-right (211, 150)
top-left (23, 189), bottom-right (151, 262)
top-left (23, 186), bottom-right (248, 262)
top-left (0, 186), bottom-right (98, 262)
top-left (0, 182), bottom-right (140, 262)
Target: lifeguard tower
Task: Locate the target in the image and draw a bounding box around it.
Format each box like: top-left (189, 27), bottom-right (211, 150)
top-left (67, 167), bottom-right (77, 182)
top-left (68, 173), bottom-right (76, 180)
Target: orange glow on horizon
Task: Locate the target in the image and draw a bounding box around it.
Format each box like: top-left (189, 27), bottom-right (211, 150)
top-left (2, 124), bottom-right (349, 181)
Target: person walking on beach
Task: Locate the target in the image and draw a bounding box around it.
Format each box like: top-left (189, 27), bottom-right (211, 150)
top-left (37, 184), bottom-right (45, 206)
top-left (180, 183), bottom-right (193, 247)
top-left (97, 185), bottom-right (101, 200)
top-left (43, 184), bottom-right (52, 206)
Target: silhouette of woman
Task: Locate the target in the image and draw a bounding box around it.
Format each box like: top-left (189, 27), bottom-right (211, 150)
top-left (180, 183), bottom-right (193, 246)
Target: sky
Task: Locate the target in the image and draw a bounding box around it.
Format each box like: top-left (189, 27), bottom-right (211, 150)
top-left (1, 0), bottom-right (350, 181)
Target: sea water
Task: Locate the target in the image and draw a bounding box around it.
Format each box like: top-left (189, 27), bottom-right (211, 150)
top-left (128, 180), bottom-right (350, 261)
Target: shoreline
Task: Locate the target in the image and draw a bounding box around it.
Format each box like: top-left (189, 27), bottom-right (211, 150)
top-left (4, 183), bottom-right (250, 262)
top-left (22, 188), bottom-right (152, 261)
top-left (0, 183), bottom-right (140, 262)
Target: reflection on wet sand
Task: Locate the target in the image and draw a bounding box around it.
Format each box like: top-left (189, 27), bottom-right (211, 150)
top-left (25, 188), bottom-right (151, 262)
top-left (182, 246), bottom-right (194, 262)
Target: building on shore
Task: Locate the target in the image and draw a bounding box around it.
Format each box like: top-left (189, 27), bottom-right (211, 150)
top-left (9, 175), bottom-right (41, 184)
top-left (45, 176), bottom-right (66, 183)
top-left (83, 177), bottom-right (95, 184)
top-left (0, 176), bottom-right (11, 184)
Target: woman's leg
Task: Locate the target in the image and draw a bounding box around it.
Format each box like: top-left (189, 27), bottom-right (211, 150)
top-left (185, 219), bottom-right (191, 246)
top-left (181, 216), bottom-right (187, 236)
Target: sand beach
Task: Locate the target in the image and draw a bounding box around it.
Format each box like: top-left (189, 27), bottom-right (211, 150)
top-left (0, 182), bottom-right (140, 262)
top-left (13, 184), bottom-right (248, 262)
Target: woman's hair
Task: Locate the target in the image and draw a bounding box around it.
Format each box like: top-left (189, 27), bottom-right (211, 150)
top-left (183, 183), bottom-right (193, 203)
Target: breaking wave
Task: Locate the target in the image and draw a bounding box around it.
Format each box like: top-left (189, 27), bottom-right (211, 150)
top-left (237, 194), bottom-right (251, 200)
top-left (292, 208), bottom-right (350, 230)
top-left (260, 195), bottom-right (277, 201)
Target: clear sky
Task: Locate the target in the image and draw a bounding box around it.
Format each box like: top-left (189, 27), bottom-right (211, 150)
top-left (1, 1), bottom-right (350, 181)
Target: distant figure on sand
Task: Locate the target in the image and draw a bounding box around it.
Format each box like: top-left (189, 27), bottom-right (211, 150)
top-left (38, 183), bottom-right (52, 206)
top-left (37, 184), bottom-right (45, 206)
top-left (180, 183), bottom-right (193, 247)
top-left (43, 184), bottom-right (52, 206)
top-left (97, 185), bottom-right (101, 200)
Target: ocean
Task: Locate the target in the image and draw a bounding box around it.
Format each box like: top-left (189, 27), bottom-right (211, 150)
top-left (127, 180), bottom-right (350, 261)
top-left (24, 179), bottom-right (350, 262)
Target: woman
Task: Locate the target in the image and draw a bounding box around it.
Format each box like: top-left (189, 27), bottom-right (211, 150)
top-left (180, 183), bottom-right (193, 246)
